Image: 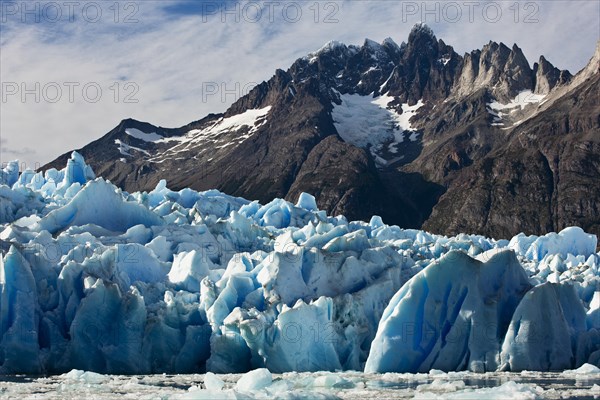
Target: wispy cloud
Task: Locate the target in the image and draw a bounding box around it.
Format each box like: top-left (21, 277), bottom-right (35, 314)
top-left (0, 137), bottom-right (36, 163)
top-left (1, 0), bottom-right (598, 168)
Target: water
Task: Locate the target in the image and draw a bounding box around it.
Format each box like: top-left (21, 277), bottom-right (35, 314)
top-left (1, 371), bottom-right (599, 399)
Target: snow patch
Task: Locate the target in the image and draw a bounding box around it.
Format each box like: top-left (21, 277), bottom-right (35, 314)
top-left (115, 139), bottom-right (150, 157)
top-left (332, 92), bottom-right (424, 166)
top-left (150, 106), bottom-right (271, 161)
top-left (487, 90), bottom-right (545, 127)
top-left (124, 128), bottom-right (164, 142)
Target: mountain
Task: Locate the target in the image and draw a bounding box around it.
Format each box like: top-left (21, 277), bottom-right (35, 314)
top-left (43, 23), bottom-right (600, 238)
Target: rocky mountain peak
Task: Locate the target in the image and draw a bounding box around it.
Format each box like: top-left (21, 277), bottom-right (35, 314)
top-left (534, 55), bottom-right (568, 94)
top-left (360, 38), bottom-right (391, 61)
top-left (584, 39), bottom-right (600, 76)
top-left (408, 22), bottom-right (436, 41)
top-left (452, 41), bottom-right (539, 100)
top-left (595, 40), bottom-right (600, 73)
top-left (507, 43), bottom-right (529, 69)
top-left (292, 24), bottom-right (554, 104)
top-left (309, 40), bottom-right (347, 57)
top-left (406, 22), bottom-right (438, 53)
top-left (382, 37), bottom-right (400, 51)
top-left (500, 43), bottom-right (534, 97)
top-left (225, 68), bottom-right (293, 117)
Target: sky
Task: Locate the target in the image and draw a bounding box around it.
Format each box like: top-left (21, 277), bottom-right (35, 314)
top-left (1, 0), bottom-right (599, 168)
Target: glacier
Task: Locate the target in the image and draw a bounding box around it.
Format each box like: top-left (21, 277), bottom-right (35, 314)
top-left (0, 152), bottom-right (598, 375)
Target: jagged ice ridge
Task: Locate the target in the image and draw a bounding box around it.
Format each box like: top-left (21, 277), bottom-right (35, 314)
top-left (0, 152), bottom-right (599, 375)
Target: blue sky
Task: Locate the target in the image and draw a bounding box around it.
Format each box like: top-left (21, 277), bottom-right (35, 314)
top-left (1, 0), bottom-right (599, 167)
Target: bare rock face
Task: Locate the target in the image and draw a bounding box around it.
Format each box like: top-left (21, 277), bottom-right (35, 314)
top-left (424, 73), bottom-right (600, 238)
top-left (534, 56), bottom-right (571, 94)
top-left (43, 24), bottom-right (600, 238)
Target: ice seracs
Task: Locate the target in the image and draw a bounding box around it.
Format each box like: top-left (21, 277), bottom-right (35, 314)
top-left (0, 246), bottom-right (41, 374)
top-left (499, 282), bottom-right (587, 371)
top-left (34, 178), bottom-right (163, 234)
top-left (0, 152), bottom-right (599, 375)
top-left (365, 249), bottom-right (531, 373)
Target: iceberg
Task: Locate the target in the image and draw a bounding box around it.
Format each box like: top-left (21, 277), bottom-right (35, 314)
top-left (0, 152), bottom-right (598, 375)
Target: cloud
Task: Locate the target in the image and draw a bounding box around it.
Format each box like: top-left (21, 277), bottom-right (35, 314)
top-left (0, 138), bottom-right (37, 165)
top-left (1, 0), bottom-right (598, 167)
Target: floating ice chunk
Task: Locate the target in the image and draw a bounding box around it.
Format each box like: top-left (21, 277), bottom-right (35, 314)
top-left (413, 380), bottom-right (543, 400)
top-left (428, 369), bottom-right (447, 376)
top-left (204, 372), bottom-right (225, 391)
top-left (235, 368), bottom-right (272, 391)
top-left (62, 369), bottom-right (108, 384)
top-left (416, 378), bottom-right (466, 392)
top-left (266, 378), bottom-right (294, 393)
top-left (310, 372), bottom-right (354, 389)
top-left (562, 363), bottom-right (600, 375)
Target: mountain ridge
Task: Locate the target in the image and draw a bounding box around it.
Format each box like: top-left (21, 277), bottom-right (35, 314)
top-left (42, 24), bottom-right (600, 238)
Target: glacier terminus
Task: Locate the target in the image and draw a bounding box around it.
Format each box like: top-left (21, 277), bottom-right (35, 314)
top-left (0, 152), bottom-right (598, 379)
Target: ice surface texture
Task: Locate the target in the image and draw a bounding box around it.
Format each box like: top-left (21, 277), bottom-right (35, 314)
top-left (0, 152), bottom-right (598, 374)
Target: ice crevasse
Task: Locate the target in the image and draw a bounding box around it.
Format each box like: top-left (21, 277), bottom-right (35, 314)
top-left (0, 152), bottom-right (598, 374)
